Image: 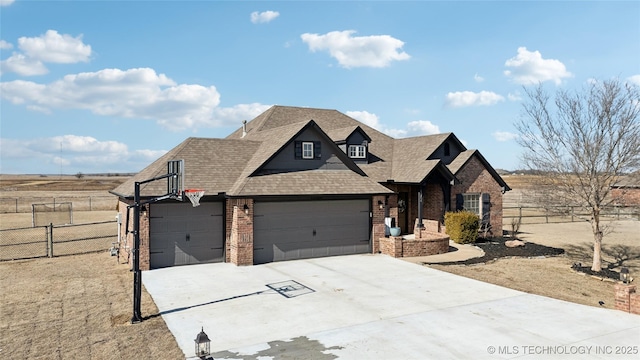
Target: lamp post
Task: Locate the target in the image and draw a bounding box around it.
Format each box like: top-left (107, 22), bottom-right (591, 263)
top-left (195, 327), bottom-right (211, 359)
top-left (620, 267), bottom-right (631, 284)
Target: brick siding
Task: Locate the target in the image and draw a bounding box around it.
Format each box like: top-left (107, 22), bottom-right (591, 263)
top-left (611, 188), bottom-right (640, 206)
top-left (614, 283), bottom-right (640, 315)
top-left (116, 199), bottom-right (150, 270)
top-left (452, 156), bottom-right (504, 236)
top-left (227, 198), bottom-right (253, 266)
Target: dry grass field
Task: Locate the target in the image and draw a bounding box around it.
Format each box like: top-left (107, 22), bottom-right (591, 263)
top-left (0, 174), bottom-right (638, 359)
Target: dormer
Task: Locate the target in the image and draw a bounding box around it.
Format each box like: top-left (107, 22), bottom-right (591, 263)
top-left (327, 126), bottom-right (372, 164)
top-left (427, 133), bottom-right (466, 165)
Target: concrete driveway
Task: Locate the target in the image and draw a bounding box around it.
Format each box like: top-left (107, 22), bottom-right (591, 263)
top-left (143, 255), bottom-right (639, 359)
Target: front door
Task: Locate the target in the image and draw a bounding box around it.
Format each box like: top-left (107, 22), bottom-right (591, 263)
top-left (397, 192), bottom-right (408, 234)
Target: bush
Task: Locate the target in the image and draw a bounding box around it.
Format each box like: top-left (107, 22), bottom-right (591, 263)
top-left (444, 211), bottom-right (479, 244)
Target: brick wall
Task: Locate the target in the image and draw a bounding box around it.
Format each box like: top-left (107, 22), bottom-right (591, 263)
top-left (227, 198), bottom-right (254, 266)
top-left (379, 236), bottom-right (403, 257)
top-left (379, 233), bottom-right (449, 258)
top-left (371, 195), bottom-right (387, 253)
top-left (614, 284), bottom-right (640, 315)
top-left (611, 188), bottom-right (640, 206)
top-left (424, 183), bottom-right (445, 222)
top-left (452, 156), bottom-right (504, 236)
top-left (116, 199), bottom-right (150, 270)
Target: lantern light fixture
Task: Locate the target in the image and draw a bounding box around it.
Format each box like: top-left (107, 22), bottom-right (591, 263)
top-left (620, 267), bottom-right (631, 284)
top-left (194, 327), bottom-right (211, 359)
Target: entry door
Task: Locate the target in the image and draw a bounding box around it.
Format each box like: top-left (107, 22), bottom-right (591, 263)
top-left (253, 200), bottom-right (370, 264)
top-left (149, 202), bottom-right (224, 268)
top-left (398, 192), bottom-right (408, 234)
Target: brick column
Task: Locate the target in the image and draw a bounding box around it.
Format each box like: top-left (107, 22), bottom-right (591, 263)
top-left (228, 199), bottom-right (254, 266)
top-left (615, 284), bottom-right (639, 315)
top-left (371, 195), bottom-right (387, 253)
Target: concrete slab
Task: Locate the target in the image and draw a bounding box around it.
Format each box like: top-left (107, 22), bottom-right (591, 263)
top-left (142, 255), bottom-right (640, 360)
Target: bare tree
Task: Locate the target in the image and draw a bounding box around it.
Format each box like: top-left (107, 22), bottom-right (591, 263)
top-left (515, 79), bottom-right (640, 271)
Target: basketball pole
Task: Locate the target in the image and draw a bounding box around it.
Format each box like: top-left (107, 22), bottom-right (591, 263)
top-left (130, 172), bottom-right (179, 324)
top-left (132, 180), bottom-right (143, 323)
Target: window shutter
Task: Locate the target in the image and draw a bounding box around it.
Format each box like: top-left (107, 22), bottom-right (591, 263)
top-left (314, 141), bottom-right (321, 159)
top-left (294, 141), bottom-right (302, 159)
top-left (481, 193), bottom-right (491, 224)
top-left (455, 194), bottom-right (463, 211)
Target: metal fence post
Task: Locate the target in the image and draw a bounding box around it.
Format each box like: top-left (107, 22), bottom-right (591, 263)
top-left (48, 223), bottom-right (54, 257)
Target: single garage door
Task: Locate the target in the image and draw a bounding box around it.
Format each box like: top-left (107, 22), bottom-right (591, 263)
top-left (149, 202), bottom-right (224, 268)
top-left (253, 199), bottom-right (370, 264)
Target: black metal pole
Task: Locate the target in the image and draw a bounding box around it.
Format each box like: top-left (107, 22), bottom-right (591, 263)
top-left (131, 181), bottom-right (143, 324)
top-left (417, 183), bottom-right (424, 229)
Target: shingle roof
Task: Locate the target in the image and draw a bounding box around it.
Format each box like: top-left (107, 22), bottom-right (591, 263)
top-left (113, 105), bottom-right (509, 198)
top-left (390, 135), bottom-right (453, 183)
top-left (230, 170), bottom-right (392, 196)
top-left (110, 138), bottom-right (261, 198)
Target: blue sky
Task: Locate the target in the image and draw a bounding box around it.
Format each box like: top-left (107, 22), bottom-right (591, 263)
top-left (1, 0), bottom-right (639, 174)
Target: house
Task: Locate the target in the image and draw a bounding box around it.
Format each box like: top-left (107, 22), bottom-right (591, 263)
top-left (611, 173), bottom-right (640, 206)
top-left (111, 106), bottom-right (511, 269)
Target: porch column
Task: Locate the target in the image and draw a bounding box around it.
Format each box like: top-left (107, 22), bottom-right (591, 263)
top-left (417, 182), bottom-right (425, 229)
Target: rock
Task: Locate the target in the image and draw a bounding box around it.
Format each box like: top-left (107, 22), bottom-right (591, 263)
top-left (505, 240), bottom-right (525, 248)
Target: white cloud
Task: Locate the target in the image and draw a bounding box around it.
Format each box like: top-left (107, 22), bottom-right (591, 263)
top-left (1, 30), bottom-right (92, 76)
top-left (346, 110), bottom-right (439, 138)
top-left (250, 10), bottom-right (280, 24)
top-left (492, 131), bottom-right (519, 142)
top-left (0, 67), bottom-right (270, 131)
top-left (627, 75), bottom-right (640, 86)
top-left (0, 40), bottom-right (13, 49)
top-left (300, 30), bottom-right (410, 68)
top-left (445, 90), bottom-right (505, 108)
top-left (507, 92), bottom-right (522, 102)
top-left (346, 110), bottom-right (381, 129)
top-left (474, 73), bottom-right (484, 82)
top-left (19, 30), bottom-right (91, 64)
top-left (1, 53), bottom-right (48, 76)
top-left (504, 47), bottom-right (572, 85)
top-left (0, 135), bottom-right (166, 172)
top-left (0, 0), bottom-right (15, 6)
top-left (407, 120), bottom-right (440, 135)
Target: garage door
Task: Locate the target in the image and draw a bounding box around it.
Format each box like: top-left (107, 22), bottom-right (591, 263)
top-left (149, 202), bottom-right (224, 269)
top-left (253, 199), bottom-right (370, 264)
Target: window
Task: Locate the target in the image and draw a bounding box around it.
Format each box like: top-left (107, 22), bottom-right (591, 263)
top-left (294, 141), bottom-right (321, 159)
top-left (348, 145), bottom-right (366, 158)
top-left (462, 193), bottom-right (481, 217)
top-left (456, 193), bottom-right (491, 226)
top-left (444, 143), bottom-right (451, 156)
top-left (302, 142), bottom-right (314, 159)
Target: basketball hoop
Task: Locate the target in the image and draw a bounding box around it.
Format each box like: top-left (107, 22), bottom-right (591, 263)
top-left (183, 189), bottom-right (205, 207)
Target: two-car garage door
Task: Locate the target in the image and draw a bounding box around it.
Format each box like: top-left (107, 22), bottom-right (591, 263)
top-left (253, 199), bottom-right (371, 264)
top-left (149, 202), bottom-right (224, 269)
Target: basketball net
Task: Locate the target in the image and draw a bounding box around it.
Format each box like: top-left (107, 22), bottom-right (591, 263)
top-left (183, 189), bottom-right (204, 207)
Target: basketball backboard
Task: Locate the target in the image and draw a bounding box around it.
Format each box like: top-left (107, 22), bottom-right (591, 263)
top-left (167, 159), bottom-right (184, 200)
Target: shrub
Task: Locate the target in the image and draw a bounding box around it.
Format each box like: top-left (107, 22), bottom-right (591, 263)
top-left (444, 211), bottom-right (479, 244)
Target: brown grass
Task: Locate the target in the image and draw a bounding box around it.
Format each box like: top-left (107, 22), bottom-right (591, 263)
top-left (430, 220), bottom-right (640, 310)
top-left (0, 252), bottom-right (184, 359)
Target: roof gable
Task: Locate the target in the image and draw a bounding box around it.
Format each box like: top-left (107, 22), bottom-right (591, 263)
top-left (448, 150), bottom-right (511, 191)
top-left (326, 126), bottom-right (372, 144)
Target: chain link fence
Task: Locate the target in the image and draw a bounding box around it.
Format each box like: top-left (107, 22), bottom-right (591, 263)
top-left (0, 195), bottom-right (116, 213)
top-left (0, 220), bottom-right (118, 261)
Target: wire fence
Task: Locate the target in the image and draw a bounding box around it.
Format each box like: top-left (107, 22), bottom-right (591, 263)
top-left (0, 220), bottom-right (118, 261)
top-left (503, 205), bottom-right (640, 225)
top-left (0, 195), bottom-right (116, 213)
